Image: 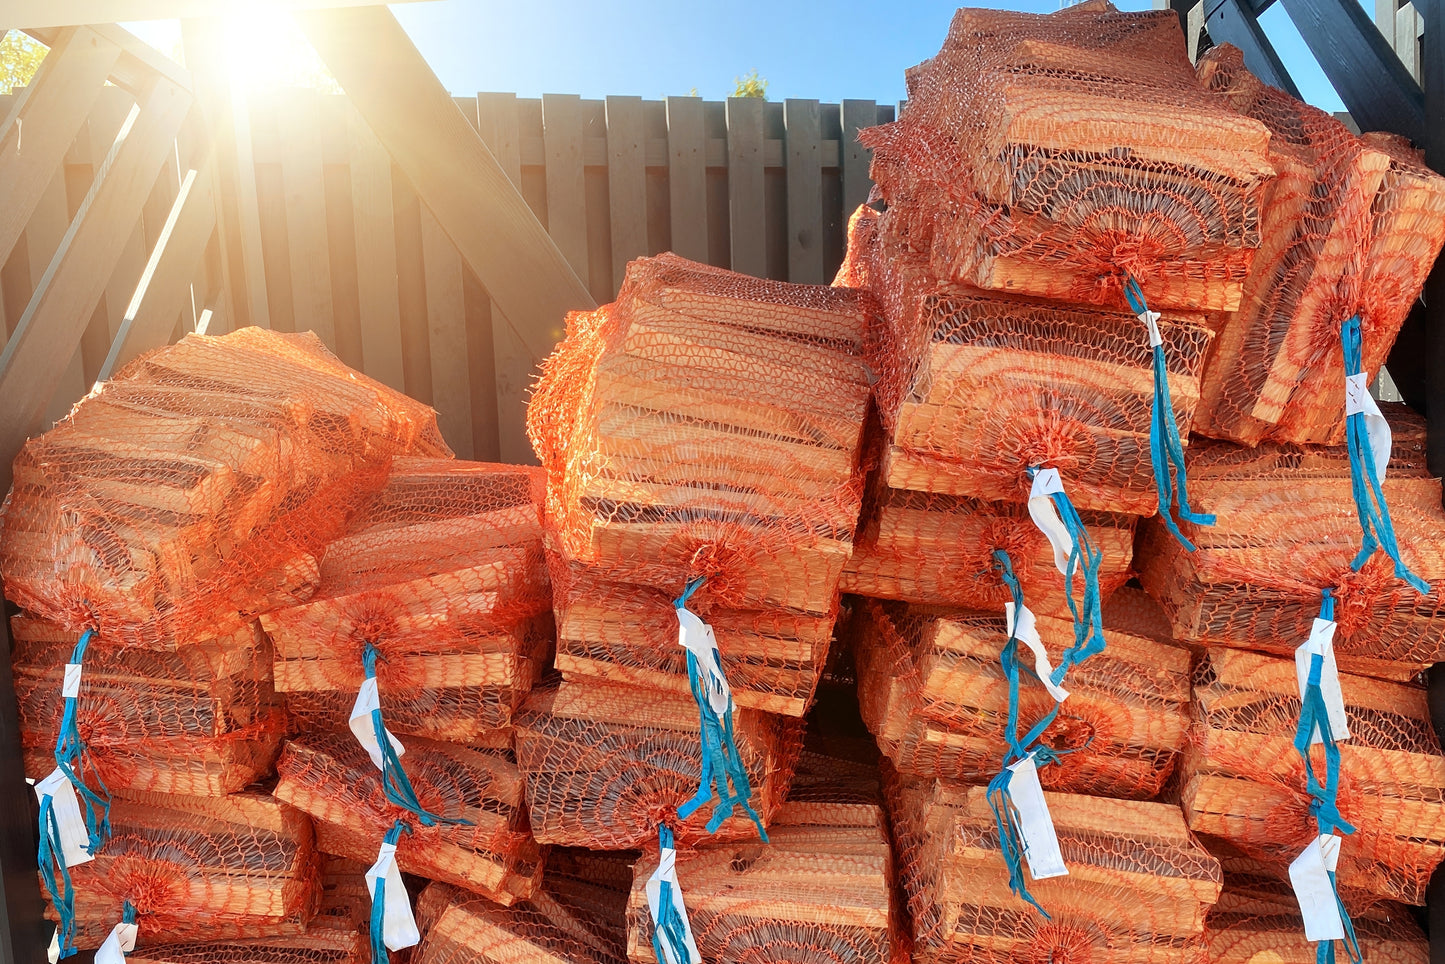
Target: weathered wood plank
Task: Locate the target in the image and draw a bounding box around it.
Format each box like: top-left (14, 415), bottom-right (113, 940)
top-left (420, 204), bottom-right (473, 458)
top-left (606, 95), bottom-right (647, 293)
top-left (542, 92), bottom-right (589, 282)
top-left (839, 99), bottom-right (876, 221)
top-left (726, 96), bottom-right (766, 277)
top-left (32, 170), bottom-right (87, 428)
top-left (784, 98), bottom-right (824, 284)
top-left (344, 99), bottom-right (404, 392)
top-left (277, 89), bottom-right (335, 348)
top-left (666, 95), bottom-right (707, 263)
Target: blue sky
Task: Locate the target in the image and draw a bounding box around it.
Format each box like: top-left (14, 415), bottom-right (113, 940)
top-left (124, 0), bottom-right (1349, 113)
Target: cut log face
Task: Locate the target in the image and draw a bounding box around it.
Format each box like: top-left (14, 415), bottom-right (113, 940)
top-left (528, 254), bottom-right (871, 616)
top-left (413, 878), bottom-right (629, 964)
top-left (512, 678), bottom-right (803, 850)
top-left (273, 733), bottom-right (541, 906)
top-left (1181, 647), bottom-right (1445, 906)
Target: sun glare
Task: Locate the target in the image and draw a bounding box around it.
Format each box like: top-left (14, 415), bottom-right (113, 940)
top-left (220, 2), bottom-right (339, 94)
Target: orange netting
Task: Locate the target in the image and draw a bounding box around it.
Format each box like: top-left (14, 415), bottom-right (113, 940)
top-left (263, 459), bottom-right (552, 743)
top-left (0, 327), bottom-right (450, 649)
top-left (51, 790), bottom-right (318, 950)
top-left (1181, 647), bottom-right (1445, 906)
top-left (858, 4), bottom-right (1274, 313)
top-left (853, 598), bottom-right (1190, 800)
top-left (127, 930), bottom-right (364, 964)
top-left (884, 763), bottom-right (1221, 964)
top-left (512, 677), bottom-right (804, 850)
top-left (526, 253), bottom-right (872, 615)
top-left (12, 614), bottom-right (283, 797)
top-left (273, 733), bottom-right (542, 906)
top-left (1192, 45), bottom-right (1445, 446)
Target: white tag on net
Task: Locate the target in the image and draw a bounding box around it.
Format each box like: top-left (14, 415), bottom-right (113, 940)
top-left (676, 607), bottom-right (731, 717)
top-left (1344, 372), bottom-right (1392, 480)
top-left (1006, 753), bottom-right (1068, 881)
top-left (365, 841), bottom-right (421, 952)
top-left (62, 663), bottom-right (82, 700)
top-left (47, 927), bottom-right (59, 964)
top-left (1138, 309), bottom-right (1163, 348)
top-left (1295, 618), bottom-right (1350, 745)
top-left (1027, 469), bottom-right (1073, 577)
top-left (1289, 834), bottom-right (1347, 942)
top-left (35, 768), bottom-right (95, 869)
top-left (348, 677), bottom-right (407, 772)
top-left (93, 918), bottom-right (138, 964)
top-left (1005, 602), bottom-right (1069, 704)
top-left (645, 845), bottom-right (703, 964)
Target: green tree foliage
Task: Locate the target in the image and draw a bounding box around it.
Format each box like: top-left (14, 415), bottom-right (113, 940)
top-left (0, 32), bottom-right (46, 94)
top-left (731, 70), bottom-right (768, 99)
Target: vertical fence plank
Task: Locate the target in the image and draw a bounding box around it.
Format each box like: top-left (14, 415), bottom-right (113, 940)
top-left (78, 88), bottom-right (136, 385)
top-left (391, 164), bottom-right (433, 405)
top-left (784, 98), bottom-right (824, 284)
top-left (665, 95), bottom-right (707, 263)
top-left (346, 101), bottom-right (405, 393)
top-left (726, 96), bottom-right (766, 278)
top-left (606, 95), bottom-right (647, 293)
top-left (33, 168), bottom-right (87, 427)
top-left (420, 205), bottom-right (473, 458)
top-left (840, 99), bottom-right (877, 223)
top-left (542, 93), bottom-right (588, 279)
top-left (278, 90), bottom-right (336, 348)
top-left (582, 100), bottom-right (612, 303)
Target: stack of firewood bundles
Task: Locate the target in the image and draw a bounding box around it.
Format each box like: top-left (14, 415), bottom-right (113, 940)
top-left (0, 328), bottom-right (449, 959)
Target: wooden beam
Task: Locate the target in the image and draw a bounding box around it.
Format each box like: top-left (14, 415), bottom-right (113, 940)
top-left (7, 0), bottom-right (421, 30)
top-left (297, 5), bottom-right (594, 368)
top-left (665, 96), bottom-right (707, 263)
top-left (0, 75), bottom-right (193, 490)
top-left (24, 23), bottom-right (191, 97)
top-left (606, 95), bottom-right (648, 294)
top-left (1203, 0), bottom-right (1303, 98)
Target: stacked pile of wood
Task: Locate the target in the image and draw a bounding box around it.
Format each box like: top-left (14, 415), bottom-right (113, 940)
top-left (127, 931), bottom-right (365, 964)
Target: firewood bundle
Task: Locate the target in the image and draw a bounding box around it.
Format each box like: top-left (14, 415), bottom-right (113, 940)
top-left (853, 599), bottom-right (1191, 799)
top-left (886, 768), bottom-right (1222, 963)
top-left (1181, 647), bottom-right (1445, 906)
top-left (512, 678), bottom-right (802, 850)
top-left (127, 930), bottom-right (365, 964)
top-left (264, 459), bottom-right (552, 744)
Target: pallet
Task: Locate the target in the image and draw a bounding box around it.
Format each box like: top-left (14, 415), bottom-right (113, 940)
top-left (1181, 647), bottom-right (1445, 906)
top-left (413, 879), bottom-right (628, 964)
top-left (273, 733), bottom-right (541, 906)
top-left (512, 678), bottom-right (802, 850)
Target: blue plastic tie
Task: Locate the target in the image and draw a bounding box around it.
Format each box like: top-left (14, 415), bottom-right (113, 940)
top-left (53, 629), bottom-right (111, 856)
top-left (362, 644), bottom-right (469, 829)
top-left (1123, 276), bottom-right (1215, 551)
top-left (1340, 315), bottom-right (1428, 595)
top-left (37, 795), bottom-right (78, 959)
top-left (673, 579), bottom-right (767, 841)
top-left (650, 824), bottom-right (694, 964)
top-left (369, 819), bottom-right (412, 964)
top-left (1026, 470), bottom-right (1107, 680)
top-left (1295, 590), bottom-right (1362, 964)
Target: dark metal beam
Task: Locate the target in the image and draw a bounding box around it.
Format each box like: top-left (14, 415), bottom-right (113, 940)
top-left (1203, 0), bottom-right (1303, 99)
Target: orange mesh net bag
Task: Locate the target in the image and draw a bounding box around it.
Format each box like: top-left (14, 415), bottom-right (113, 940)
top-left (625, 739), bottom-right (903, 964)
top-left (127, 929), bottom-right (365, 964)
top-left (1192, 45), bottom-right (1445, 447)
top-left (263, 459), bottom-right (552, 744)
top-left (0, 327), bottom-right (451, 649)
top-left (1181, 646), bottom-right (1445, 907)
top-left (273, 733), bottom-right (542, 906)
top-left (885, 764), bottom-right (1222, 964)
top-left (852, 598), bottom-right (1190, 800)
top-left (859, 3), bottom-right (1274, 313)
top-left (47, 790), bottom-right (319, 951)
top-left (512, 677), bottom-right (803, 850)
top-left (1135, 404), bottom-right (1445, 671)
top-left (12, 614), bottom-right (283, 797)
top-left (526, 253), bottom-right (872, 617)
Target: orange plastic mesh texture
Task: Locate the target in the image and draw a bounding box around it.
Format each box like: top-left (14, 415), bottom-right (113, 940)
top-left (1181, 647), bottom-right (1445, 906)
top-left (1205, 907), bottom-right (1427, 964)
top-left (550, 559), bottom-right (833, 718)
top-left (526, 253), bottom-right (872, 616)
top-left (263, 459), bottom-right (552, 743)
top-left (48, 790), bottom-right (319, 950)
top-left (1134, 407), bottom-right (1445, 668)
top-left (844, 203), bottom-right (1215, 515)
top-left (0, 327), bottom-right (451, 649)
top-left (512, 677), bottom-right (804, 850)
top-left (1193, 45), bottom-right (1445, 447)
top-left (273, 733), bottom-right (542, 906)
top-left (127, 930), bottom-right (364, 964)
top-left (858, 4), bottom-right (1274, 313)
top-left (12, 613), bottom-right (283, 796)
top-left (884, 764), bottom-right (1221, 964)
top-left (853, 599), bottom-right (1190, 799)
top-left (413, 877), bottom-right (628, 964)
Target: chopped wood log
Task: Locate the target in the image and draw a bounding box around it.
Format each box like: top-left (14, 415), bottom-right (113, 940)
top-left (853, 599), bottom-right (1190, 799)
top-left (512, 678), bottom-right (802, 850)
top-left (274, 733), bottom-right (542, 906)
top-left (1180, 647), bottom-right (1445, 906)
top-left (12, 615), bottom-right (284, 797)
top-left (413, 878), bottom-right (629, 964)
top-left (1205, 909), bottom-right (1427, 964)
top-left (128, 929), bottom-right (364, 964)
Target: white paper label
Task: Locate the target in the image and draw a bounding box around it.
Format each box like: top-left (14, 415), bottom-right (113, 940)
top-left (365, 840), bottom-right (421, 952)
top-left (62, 664), bottom-right (82, 700)
top-left (348, 677), bottom-right (406, 772)
top-left (1005, 602), bottom-right (1069, 703)
top-left (645, 846), bottom-right (703, 964)
top-left (93, 919), bottom-right (137, 964)
top-left (1006, 753), bottom-right (1068, 881)
top-left (1295, 619), bottom-right (1349, 745)
top-left (676, 607), bottom-right (731, 717)
top-left (47, 927), bottom-right (59, 964)
top-left (1138, 309), bottom-right (1163, 348)
top-left (1344, 372), bottom-right (1391, 479)
top-left (1027, 469), bottom-right (1073, 577)
top-left (1289, 834), bottom-right (1346, 942)
top-left (35, 769), bottom-right (95, 869)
